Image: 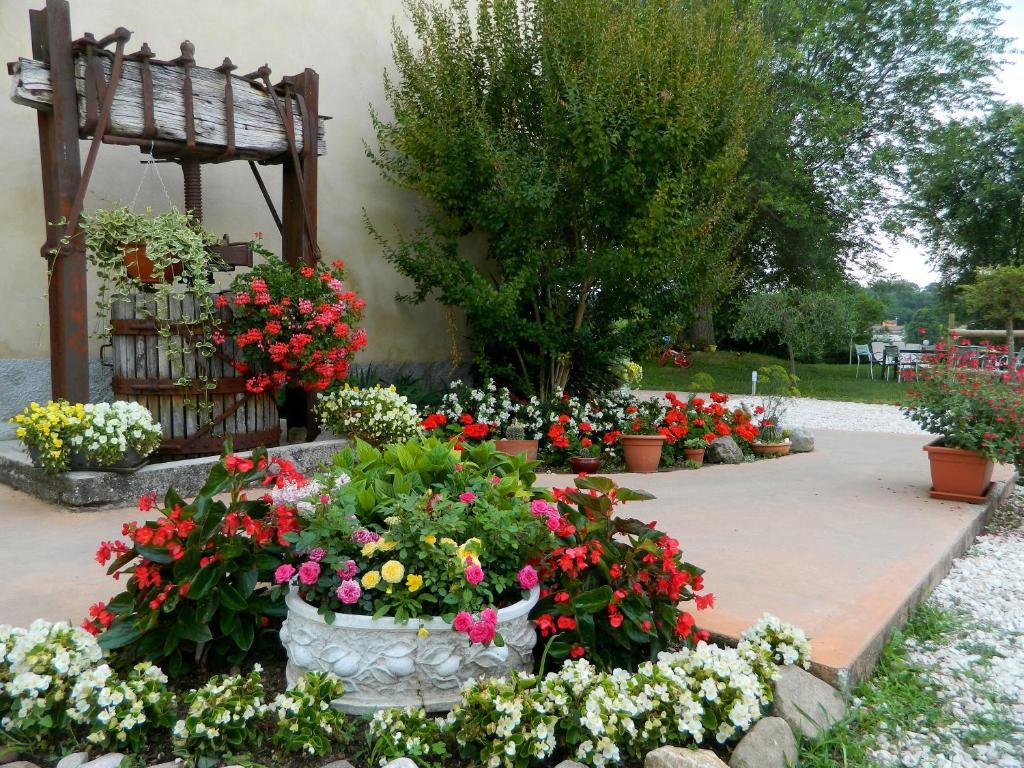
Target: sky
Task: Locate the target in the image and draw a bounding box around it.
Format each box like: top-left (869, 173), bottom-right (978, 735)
top-left (881, 0), bottom-right (1024, 287)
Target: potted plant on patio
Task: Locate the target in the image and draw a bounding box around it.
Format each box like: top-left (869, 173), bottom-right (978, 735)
top-left (902, 348), bottom-right (1024, 501)
top-left (493, 420), bottom-right (539, 460)
top-left (568, 429), bottom-right (602, 473)
top-left (621, 400), bottom-right (667, 473)
top-left (315, 384), bottom-right (420, 446)
top-left (682, 435), bottom-right (709, 466)
top-left (275, 437), bottom-right (551, 713)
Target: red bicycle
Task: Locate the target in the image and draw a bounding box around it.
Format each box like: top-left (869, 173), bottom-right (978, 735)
top-left (658, 336), bottom-right (692, 368)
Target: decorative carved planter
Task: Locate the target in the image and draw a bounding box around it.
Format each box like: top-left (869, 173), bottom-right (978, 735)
top-left (280, 586), bottom-right (540, 714)
top-left (923, 438), bottom-right (994, 502)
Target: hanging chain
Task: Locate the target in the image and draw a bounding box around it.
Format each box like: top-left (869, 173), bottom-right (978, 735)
top-left (129, 140), bottom-right (176, 211)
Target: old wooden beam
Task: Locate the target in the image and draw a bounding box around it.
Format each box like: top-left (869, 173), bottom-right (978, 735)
top-left (11, 54), bottom-right (327, 160)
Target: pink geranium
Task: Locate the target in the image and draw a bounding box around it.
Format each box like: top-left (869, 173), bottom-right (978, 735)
top-left (274, 564), bottom-right (296, 584)
top-left (453, 611), bottom-right (473, 633)
top-left (517, 565), bottom-right (539, 590)
top-left (336, 579), bottom-right (361, 605)
top-left (465, 564), bottom-right (484, 585)
top-left (297, 561), bottom-right (321, 585)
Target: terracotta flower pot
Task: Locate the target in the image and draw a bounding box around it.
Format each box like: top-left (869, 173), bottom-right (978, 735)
top-left (923, 438), bottom-right (994, 502)
top-left (683, 448), bottom-right (705, 466)
top-left (122, 242), bottom-right (183, 284)
top-left (621, 434), bottom-right (666, 473)
top-left (494, 439), bottom-right (539, 461)
top-left (569, 455), bottom-right (602, 474)
top-left (751, 441), bottom-right (791, 457)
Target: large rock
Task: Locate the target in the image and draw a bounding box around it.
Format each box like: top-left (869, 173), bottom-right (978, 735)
top-left (645, 747), bottom-right (729, 768)
top-left (729, 717), bottom-right (798, 768)
top-left (553, 762), bottom-right (587, 768)
top-left (56, 754), bottom-right (89, 768)
top-left (772, 665), bottom-right (847, 739)
top-left (788, 427), bottom-right (814, 453)
top-left (705, 437), bottom-right (743, 464)
top-left (382, 760), bottom-right (419, 768)
top-left (80, 756), bottom-right (125, 768)
top-left (0, 750), bottom-right (21, 766)
top-left (320, 761), bottom-right (355, 768)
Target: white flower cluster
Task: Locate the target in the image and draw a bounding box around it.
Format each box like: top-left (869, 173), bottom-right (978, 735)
top-left (316, 385), bottom-right (421, 446)
top-left (269, 476), bottom-right (324, 518)
top-left (269, 671), bottom-right (349, 756)
top-left (439, 379), bottom-right (645, 443)
top-left (172, 666), bottom-right (269, 756)
top-left (68, 661), bottom-right (175, 751)
top-left (0, 619), bottom-right (105, 742)
top-left (737, 613), bottom-right (812, 692)
top-left (69, 401), bottom-right (163, 464)
top-left (369, 706), bottom-right (448, 768)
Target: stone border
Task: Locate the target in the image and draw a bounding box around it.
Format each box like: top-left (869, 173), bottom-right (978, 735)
top-left (0, 438), bottom-right (348, 509)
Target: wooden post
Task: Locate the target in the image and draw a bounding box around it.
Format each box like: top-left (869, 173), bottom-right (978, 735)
top-left (280, 68), bottom-right (320, 436)
top-left (31, 0), bottom-right (89, 403)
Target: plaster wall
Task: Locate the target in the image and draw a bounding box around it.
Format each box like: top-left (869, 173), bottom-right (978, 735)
top-left (0, 0), bottom-right (463, 435)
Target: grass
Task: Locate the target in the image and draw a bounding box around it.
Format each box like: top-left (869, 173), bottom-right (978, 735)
top-left (639, 350), bottom-right (911, 404)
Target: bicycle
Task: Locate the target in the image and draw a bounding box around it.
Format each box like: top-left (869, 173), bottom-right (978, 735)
top-left (657, 336), bottom-right (692, 368)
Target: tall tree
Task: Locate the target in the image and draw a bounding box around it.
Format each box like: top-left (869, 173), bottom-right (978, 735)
top-left (740, 0), bottom-right (1008, 287)
top-left (904, 103), bottom-right (1024, 285)
top-left (368, 0), bottom-right (769, 397)
top-left (961, 265), bottom-right (1024, 356)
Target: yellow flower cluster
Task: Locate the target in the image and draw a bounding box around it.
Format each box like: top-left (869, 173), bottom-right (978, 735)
top-left (11, 401), bottom-right (85, 469)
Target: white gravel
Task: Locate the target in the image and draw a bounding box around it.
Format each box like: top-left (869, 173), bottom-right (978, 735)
top-left (868, 488), bottom-right (1024, 767)
top-left (635, 391), bottom-right (925, 435)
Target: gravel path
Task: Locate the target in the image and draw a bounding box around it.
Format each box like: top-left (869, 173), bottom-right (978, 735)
top-left (870, 488), bottom-right (1024, 767)
top-left (634, 391), bottom-right (925, 435)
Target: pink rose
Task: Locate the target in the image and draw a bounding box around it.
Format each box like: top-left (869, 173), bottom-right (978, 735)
top-left (545, 514), bottom-right (561, 532)
top-left (465, 564), bottom-right (484, 585)
top-left (337, 559), bottom-right (358, 580)
top-left (298, 561), bottom-right (321, 585)
top-left (453, 611), bottom-right (473, 633)
top-left (308, 547), bottom-right (325, 562)
top-left (459, 491), bottom-right (477, 503)
top-left (517, 565), bottom-right (539, 590)
top-left (468, 620), bottom-right (495, 644)
top-left (491, 475), bottom-right (501, 485)
top-left (530, 499), bottom-right (555, 517)
top-left (454, 463), bottom-right (463, 472)
top-left (336, 579), bottom-right (361, 605)
top-left (274, 564), bottom-right (296, 584)
top-left (480, 608), bottom-right (497, 626)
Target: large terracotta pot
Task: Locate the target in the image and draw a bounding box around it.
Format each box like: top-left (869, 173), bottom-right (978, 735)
top-left (569, 455), bottom-right (602, 474)
top-left (493, 439), bottom-right (539, 461)
top-left (280, 586), bottom-right (539, 714)
top-left (683, 448), bottom-right (705, 466)
top-left (122, 242), bottom-right (182, 284)
top-left (923, 438), bottom-right (994, 502)
top-left (621, 434), bottom-right (666, 473)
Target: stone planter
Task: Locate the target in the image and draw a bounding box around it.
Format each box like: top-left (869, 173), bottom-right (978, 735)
top-left (494, 439), bottom-right (539, 461)
top-left (280, 586), bottom-right (540, 714)
top-left (621, 434), bottom-right (666, 473)
top-left (923, 438), bottom-right (994, 502)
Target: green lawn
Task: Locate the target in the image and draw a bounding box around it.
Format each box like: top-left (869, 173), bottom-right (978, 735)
top-left (639, 350), bottom-right (910, 404)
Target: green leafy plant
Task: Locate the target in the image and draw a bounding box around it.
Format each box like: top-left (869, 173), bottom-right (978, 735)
top-left (172, 667), bottom-right (268, 759)
top-left (688, 371), bottom-right (716, 393)
top-left (87, 448), bottom-right (305, 673)
top-left (532, 476), bottom-right (713, 670)
top-left (269, 671), bottom-right (352, 757)
top-left (368, 707), bottom-right (449, 768)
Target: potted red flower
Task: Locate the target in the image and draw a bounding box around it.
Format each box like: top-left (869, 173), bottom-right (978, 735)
top-left (621, 401), bottom-right (666, 473)
top-left (902, 346), bottom-right (1024, 502)
top-left (568, 423), bottom-right (602, 473)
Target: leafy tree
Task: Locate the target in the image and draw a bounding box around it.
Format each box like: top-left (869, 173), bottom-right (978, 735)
top-left (732, 288), bottom-right (855, 374)
top-left (740, 0), bottom-right (1008, 286)
top-left (367, 0), bottom-right (769, 397)
top-left (961, 265), bottom-right (1024, 356)
top-left (904, 103), bottom-right (1024, 285)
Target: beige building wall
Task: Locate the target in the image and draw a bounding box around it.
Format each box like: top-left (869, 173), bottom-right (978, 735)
top-left (0, 0), bottom-right (461, 430)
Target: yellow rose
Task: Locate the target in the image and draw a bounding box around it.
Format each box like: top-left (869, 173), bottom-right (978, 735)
top-left (361, 570), bottom-right (381, 589)
top-left (423, 535), bottom-right (437, 546)
top-left (406, 574), bottom-right (423, 593)
top-left (361, 541), bottom-right (378, 557)
top-left (381, 560), bottom-right (405, 584)
top-left (378, 539), bottom-right (397, 552)
top-left (418, 626), bottom-right (429, 638)
top-left (440, 537), bottom-right (457, 548)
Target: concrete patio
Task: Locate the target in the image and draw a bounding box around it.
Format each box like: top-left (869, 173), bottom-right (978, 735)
top-left (0, 428), bottom-right (1014, 689)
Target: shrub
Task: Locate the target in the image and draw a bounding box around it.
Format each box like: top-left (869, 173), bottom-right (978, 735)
top-left (276, 438), bottom-right (551, 639)
top-left (225, 253), bottom-right (367, 394)
top-left (688, 372), bottom-right (716, 392)
top-left (368, 707), bottom-right (449, 768)
top-left (269, 671), bottom-right (352, 756)
top-left (532, 476), bottom-right (713, 670)
top-left (88, 448), bottom-right (306, 673)
top-left (172, 667), bottom-right (268, 758)
top-left (315, 385), bottom-right (421, 445)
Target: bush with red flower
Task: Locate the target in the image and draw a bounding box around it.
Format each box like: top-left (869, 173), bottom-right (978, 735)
top-left (225, 251), bottom-right (367, 395)
top-left (86, 447), bottom-right (307, 674)
top-left (531, 475), bottom-right (713, 671)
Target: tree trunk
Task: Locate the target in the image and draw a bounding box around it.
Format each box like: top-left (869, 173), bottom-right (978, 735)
top-left (689, 302), bottom-right (715, 349)
top-left (786, 342), bottom-right (797, 376)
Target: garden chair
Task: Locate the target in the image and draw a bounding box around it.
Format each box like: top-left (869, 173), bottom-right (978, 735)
top-left (896, 344), bottom-right (923, 382)
top-left (882, 344), bottom-right (901, 382)
top-left (854, 344), bottom-right (875, 379)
